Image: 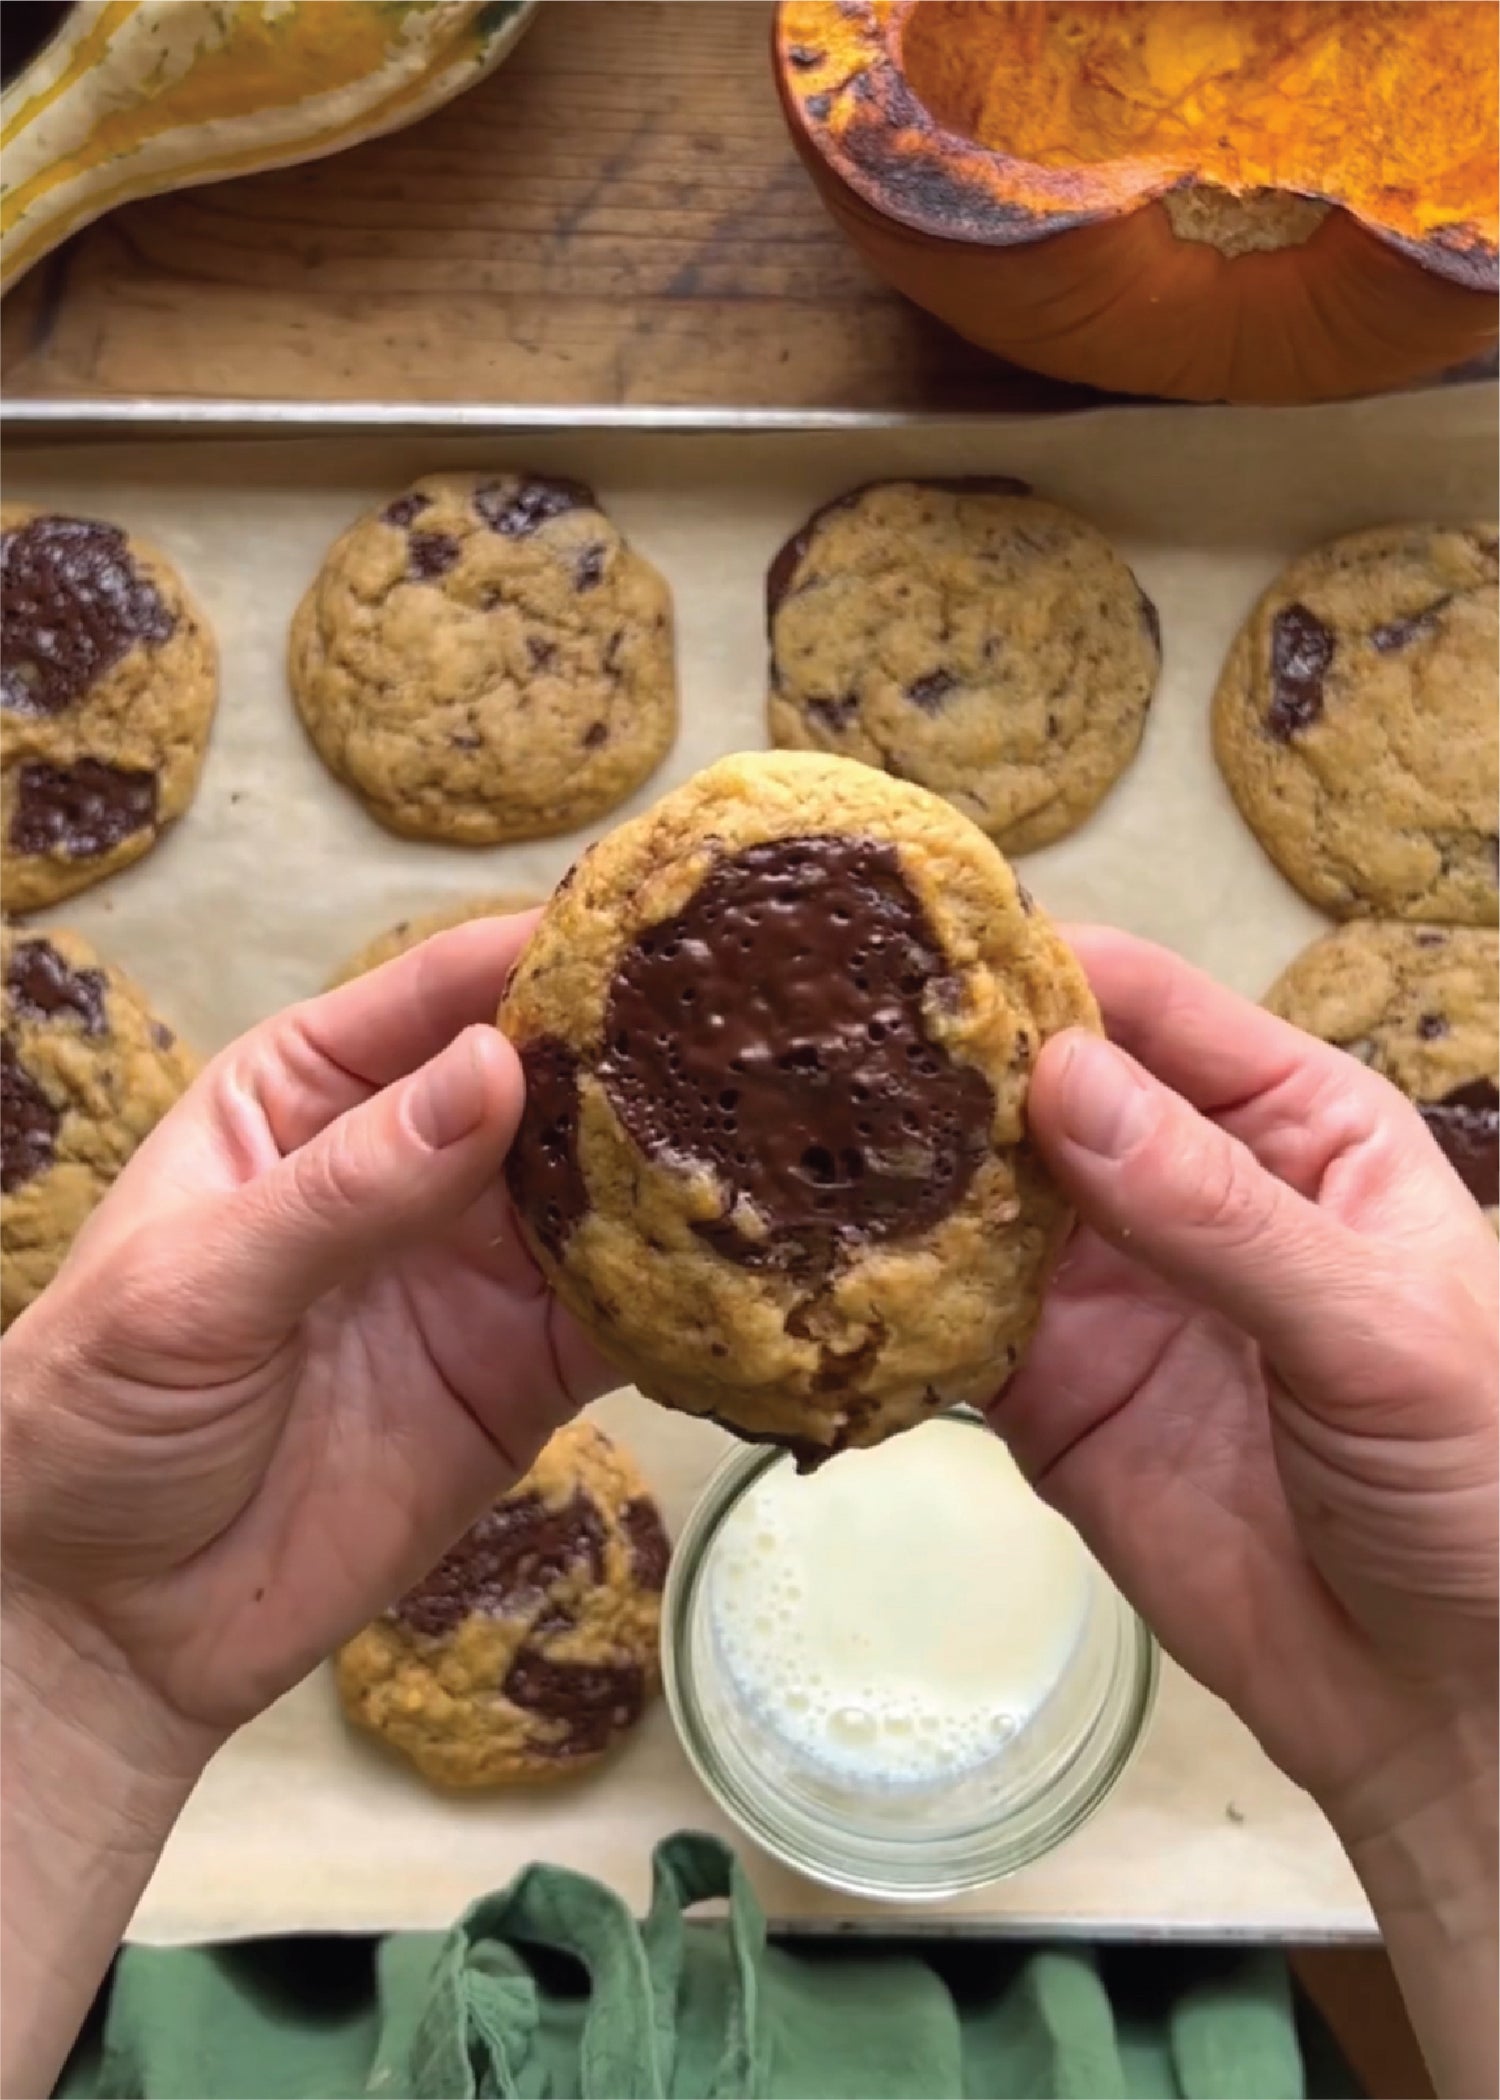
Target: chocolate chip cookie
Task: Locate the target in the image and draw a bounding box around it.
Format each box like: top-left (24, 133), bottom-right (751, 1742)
top-left (289, 473), bottom-right (677, 845)
top-left (2, 923), bottom-right (197, 1326)
top-left (500, 750), bottom-right (1100, 1466)
top-left (326, 890), bottom-right (544, 988)
top-left (335, 1418), bottom-right (670, 1787)
top-left (1, 508), bottom-right (219, 912)
top-left (1265, 921), bottom-right (1498, 1213)
top-left (766, 480), bottom-right (1160, 855)
top-left (1213, 524), bottom-right (1498, 924)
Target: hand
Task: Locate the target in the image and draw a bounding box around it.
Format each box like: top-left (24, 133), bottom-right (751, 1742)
top-left (998, 929), bottom-right (1496, 2097)
top-left (2, 913), bottom-right (617, 2095)
top-left (998, 928), bottom-right (1497, 1815)
top-left (2, 915), bottom-right (610, 1742)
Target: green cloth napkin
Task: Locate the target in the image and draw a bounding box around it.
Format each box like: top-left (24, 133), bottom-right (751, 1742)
top-left (60, 1831), bottom-right (1340, 2100)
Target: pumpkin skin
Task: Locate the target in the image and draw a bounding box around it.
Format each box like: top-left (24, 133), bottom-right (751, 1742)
top-left (774, 1), bottom-right (1498, 404)
top-left (0, 1), bottom-right (535, 296)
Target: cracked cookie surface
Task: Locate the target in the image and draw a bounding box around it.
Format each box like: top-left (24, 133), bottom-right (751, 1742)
top-left (290, 472), bottom-right (677, 845)
top-left (1213, 524), bottom-right (1498, 924)
top-left (766, 480), bottom-right (1159, 855)
top-left (500, 750), bottom-right (1100, 1465)
top-left (1, 507), bottom-right (219, 911)
top-left (2, 922), bottom-right (197, 1326)
top-left (1265, 920), bottom-right (1497, 1214)
top-left (326, 890), bottom-right (545, 988)
top-left (336, 1418), bottom-right (669, 1786)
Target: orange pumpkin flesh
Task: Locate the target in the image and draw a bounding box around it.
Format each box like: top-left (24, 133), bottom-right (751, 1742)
top-left (775, 1), bottom-right (1498, 403)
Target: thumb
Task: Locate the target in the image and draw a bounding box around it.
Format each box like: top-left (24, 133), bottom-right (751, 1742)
top-left (1028, 1029), bottom-right (1385, 1398)
top-left (199, 1024), bottom-right (521, 1336)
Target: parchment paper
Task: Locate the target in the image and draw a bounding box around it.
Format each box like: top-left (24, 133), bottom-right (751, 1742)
top-left (8, 384), bottom-right (1495, 1944)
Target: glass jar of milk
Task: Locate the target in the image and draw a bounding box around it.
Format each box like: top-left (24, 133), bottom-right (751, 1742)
top-left (663, 1412), bottom-right (1157, 1900)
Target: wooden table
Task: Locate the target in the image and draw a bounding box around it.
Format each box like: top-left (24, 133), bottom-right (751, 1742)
top-left (0, 0), bottom-right (1111, 412)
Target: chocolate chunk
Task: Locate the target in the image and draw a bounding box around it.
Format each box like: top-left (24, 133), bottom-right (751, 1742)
top-left (10, 759), bottom-right (157, 860)
top-left (1137, 585), bottom-right (1162, 654)
top-left (1417, 1011), bottom-right (1450, 1041)
top-left (151, 1021), bottom-right (176, 1051)
top-left (474, 476), bottom-right (596, 538)
top-left (1419, 1078), bottom-right (1498, 1207)
top-left (392, 1489), bottom-right (608, 1639)
top-left (449, 730), bottom-right (482, 751)
top-left (621, 1498), bottom-right (670, 1591)
top-left (507, 1037), bottom-right (590, 1258)
top-left (804, 91), bottom-right (832, 120)
top-left (575, 544), bottom-right (606, 591)
top-left (1, 514), bottom-right (175, 717)
top-left (527, 637), bottom-right (557, 671)
top-left (382, 492), bottom-right (433, 529)
top-left (582, 721), bottom-right (609, 749)
top-left (407, 532), bottom-right (460, 580)
top-left (1267, 603), bottom-right (1334, 740)
top-left (1414, 930), bottom-right (1448, 949)
top-left (5, 938), bottom-right (106, 1034)
top-left (502, 1648), bottom-right (644, 1757)
top-left (1371, 598), bottom-right (1450, 653)
top-left (1, 1035), bottom-right (58, 1192)
top-left (807, 693), bottom-right (860, 735)
top-left (908, 669), bottom-right (957, 713)
top-left (596, 835), bottom-right (994, 1280)
top-left (787, 42), bottom-right (823, 67)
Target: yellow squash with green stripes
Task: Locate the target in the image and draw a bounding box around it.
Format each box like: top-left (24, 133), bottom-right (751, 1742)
top-left (1, 0), bottom-right (534, 294)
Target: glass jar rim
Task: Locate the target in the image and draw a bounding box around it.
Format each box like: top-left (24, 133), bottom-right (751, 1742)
top-left (662, 1415), bottom-right (1160, 1903)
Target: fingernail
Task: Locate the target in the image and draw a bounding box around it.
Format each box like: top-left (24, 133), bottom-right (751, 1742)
top-left (1051, 1033), bottom-right (1157, 1159)
top-left (407, 1030), bottom-right (492, 1150)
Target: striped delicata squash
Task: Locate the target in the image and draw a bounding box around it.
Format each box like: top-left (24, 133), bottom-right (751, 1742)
top-left (0, 1), bottom-right (534, 294)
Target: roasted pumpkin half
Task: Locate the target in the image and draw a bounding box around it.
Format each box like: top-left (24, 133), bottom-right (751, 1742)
top-left (0, 1), bottom-right (535, 297)
top-left (774, 1), bottom-right (1498, 403)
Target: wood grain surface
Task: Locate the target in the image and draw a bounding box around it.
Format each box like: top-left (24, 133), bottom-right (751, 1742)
top-left (1, 0), bottom-right (1099, 412)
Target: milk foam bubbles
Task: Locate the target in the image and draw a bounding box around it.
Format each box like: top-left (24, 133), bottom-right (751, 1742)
top-left (706, 1419), bottom-right (1091, 1793)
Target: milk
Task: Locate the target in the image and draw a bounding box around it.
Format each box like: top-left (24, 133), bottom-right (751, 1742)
top-left (706, 1418), bottom-right (1092, 1795)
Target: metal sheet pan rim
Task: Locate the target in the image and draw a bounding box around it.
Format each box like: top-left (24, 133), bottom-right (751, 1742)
top-left (3, 374), bottom-right (1492, 443)
top-left (3, 395), bottom-right (1130, 437)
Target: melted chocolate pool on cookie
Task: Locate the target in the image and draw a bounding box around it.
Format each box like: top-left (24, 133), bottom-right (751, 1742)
top-left (1, 1036), bottom-right (58, 1192)
top-left (1419, 1078), bottom-right (1499, 1208)
top-left (621, 1498), bottom-right (671, 1590)
top-left (584, 834), bottom-right (994, 1279)
top-left (6, 938), bottom-right (107, 1034)
top-left (501, 1649), bottom-right (644, 1758)
top-left (1, 515), bottom-right (175, 718)
top-left (392, 1489), bottom-right (608, 1639)
top-left (9, 758), bottom-right (157, 859)
top-left (507, 1039), bottom-right (590, 1259)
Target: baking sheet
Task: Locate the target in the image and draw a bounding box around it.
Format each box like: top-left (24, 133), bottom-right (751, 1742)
top-left (7, 383), bottom-right (1495, 1944)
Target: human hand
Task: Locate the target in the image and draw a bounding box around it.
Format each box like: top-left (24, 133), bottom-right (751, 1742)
top-left (995, 929), bottom-right (1497, 2096)
top-left (998, 927), bottom-right (1497, 1824)
top-left (1, 916), bottom-right (610, 1747)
